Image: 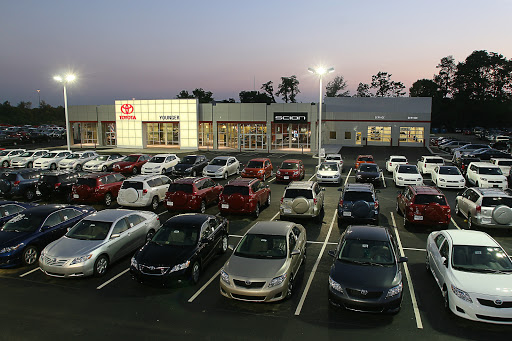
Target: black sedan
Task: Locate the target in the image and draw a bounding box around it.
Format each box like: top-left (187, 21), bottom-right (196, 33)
top-left (355, 163), bottom-right (383, 186)
top-left (0, 204), bottom-right (96, 268)
top-left (0, 201), bottom-right (38, 227)
top-left (171, 155), bottom-right (209, 177)
top-left (328, 225), bottom-right (407, 314)
top-left (130, 213), bottom-right (229, 285)
top-left (35, 171), bottom-right (87, 201)
top-left (466, 148), bottom-right (511, 161)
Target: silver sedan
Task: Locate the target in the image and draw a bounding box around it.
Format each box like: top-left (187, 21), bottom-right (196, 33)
top-left (203, 156), bottom-right (241, 179)
top-left (39, 209), bottom-right (160, 277)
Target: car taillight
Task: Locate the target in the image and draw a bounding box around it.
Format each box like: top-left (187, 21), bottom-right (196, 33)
top-left (13, 181), bottom-right (20, 186)
top-left (389, 163), bottom-right (392, 166)
top-left (54, 183), bottom-right (61, 189)
top-left (374, 201), bottom-right (379, 209)
top-left (142, 189), bottom-right (148, 195)
top-left (476, 205), bottom-right (481, 214)
top-left (314, 198), bottom-right (317, 205)
top-left (339, 199), bottom-right (343, 206)
top-left (280, 197), bottom-right (284, 204)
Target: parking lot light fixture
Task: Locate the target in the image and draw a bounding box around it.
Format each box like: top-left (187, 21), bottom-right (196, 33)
top-left (54, 73), bottom-right (76, 152)
top-left (308, 66), bottom-right (334, 167)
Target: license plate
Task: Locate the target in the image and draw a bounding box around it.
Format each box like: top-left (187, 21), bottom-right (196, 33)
top-left (283, 209), bottom-right (292, 214)
top-left (284, 176), bottom-right (289, 180)
top-left (414, 215), bottom-right (423, 221)
top-left (221, 204), bottom-right (229, 209)
top-left (167, 201), bottom-right (173, 206)
top-left (36, 190), bottom-right (41, 196)
top-left (73, 194), bottom-right (79, 198)
top-left (493, 185), bottom-right (499, 188)
top-left (343, 211), bottom-right (351, 217)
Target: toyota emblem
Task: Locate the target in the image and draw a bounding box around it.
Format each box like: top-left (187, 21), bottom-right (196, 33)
top-left (121, 104), bottom-right (134, 115)
top-left (495, 300), bottom-right (503, 306)
top-left (148, 266), bottom-right (155, 270)
top-left (245, 280), bottom-right (252, 286)
top-left (360, 289), bottom-right (368, 295)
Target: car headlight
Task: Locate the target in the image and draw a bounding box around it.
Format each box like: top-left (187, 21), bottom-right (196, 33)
top-left (334, 174), bottom-right (340, 178)
top-left (268, 273), bottom-right (287, 288)
top-left (397, 177), bottom-right (403, 180)
top-left (170, 260), bottom-right (190, 273)
top-left (130, 257), bottom-right (138, 270)
top-left (0, 243), bottom-right (24, 254)
top-left (216, 167), bottom-right (225, 173)
top-left (220, 269), bottom-right (230, 285)
top-left (481, 177), bottom-right (487, 181)
top-left (258, 170), bottom-right (264, 174)
top-left (439, 178), bottom-right (446, 182)
top-left (460, 179), bottom-right (465, 182)
top-left (185, 167), bottom-right (193, 172)
top-left (70, 254), bottom-right (92, 265)
top-left (417, 178), bottom-right (422, 181)
top-left (329, 276), bottom-right (344, 293)
top-left (451, 284), bottom-right (473, 303)
top-left (277, 170), bottom-right (281, 175)
top-left (386, 282), bottom-right (403, 298)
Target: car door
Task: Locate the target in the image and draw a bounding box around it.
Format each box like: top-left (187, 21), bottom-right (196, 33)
top-left (292, 225), bottom-right (305, 260)
top-left (158, 176), bottom-right (172, 199)
top-left (198, 220), bottom-right (217, 265)
top-left (108, 217), bottom-right (134, 261)
top-left (111, 173), bottom-right (125, 196)
top-left (288, 232), bottom-right (301, 274)
top-left (430, 233), bottom-right (446, 288)
top-left (126, 214), bottom-right (147, 248)
top-left (226, 158), bottom-right (235, 176)
top-left (39, 210), bottom-right (66, 246)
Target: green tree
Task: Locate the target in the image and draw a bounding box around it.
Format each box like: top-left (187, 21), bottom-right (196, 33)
top-left (325, 75), bottom-right (350, 97)
top-left (371, 72), bottom-right (406, 97)
top-left (434, 55), bottom-right (456, 98)
top-left (276, 75), bottom-right (300, 103)
top-left (239, 91), bottom-right (273, 103)
top-left (354, 83), bottom-right (372, 97)
top-left (192, 88), bottom-right (214, 103)
top-left (261, 81), bottom-right (276, 103)
top-left (392, 81), bottom-right (406, 97)
top-left (176, 90), bottom-right (194, 99)
top-left (409, 79), bottom-right (439, 97)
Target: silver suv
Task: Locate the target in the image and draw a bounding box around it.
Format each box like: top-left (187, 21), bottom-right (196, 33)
top-left (455, 188), bottom-right (512, 229)
top-left (279, 181), bottom-right (325, 221)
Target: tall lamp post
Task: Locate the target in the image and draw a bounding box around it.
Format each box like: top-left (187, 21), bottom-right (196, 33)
top-left (308, 66), bottom-right (334, 167)
top-left (54, 74), bottom-right (76, 152)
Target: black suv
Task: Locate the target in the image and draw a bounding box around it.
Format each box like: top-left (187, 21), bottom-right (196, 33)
top-left (35, 171), bottom-right (88, 201)
top-left (0, 169), bottom-right (45, 199)
top-left (453, 156), bottom-right (480, 176)
top-left (172, 155), bottom-right (209, 177)
top-left (337, 183), bottom-right (380, 227)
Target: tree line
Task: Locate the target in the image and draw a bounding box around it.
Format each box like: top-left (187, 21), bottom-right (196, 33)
top-left (0, 101), bottom-right (65, 126)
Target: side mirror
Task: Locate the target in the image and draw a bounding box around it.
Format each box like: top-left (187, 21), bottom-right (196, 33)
top-left (228, 244), bottom-right (234, 251)
top-left (110, 233), bottom-right (120, 239)
top-left (442, 257), bottom-right (448, 267)
top-left (328, 250), bottom-right (336, 257)
top-left (321, 188), bottom-right (325, 191)
top-left (398, 256), bottom-right (408, 263)
top-left (291, 249), bottom-right (300, 256)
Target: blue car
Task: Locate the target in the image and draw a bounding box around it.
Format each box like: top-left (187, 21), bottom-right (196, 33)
top-left (0, 201), bottom-right (39, 227)
top-left (0, 204), bottom-right (96, 268)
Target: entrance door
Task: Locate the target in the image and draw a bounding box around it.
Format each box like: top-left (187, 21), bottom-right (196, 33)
top-left (356, 132), bottom-right (362, 145)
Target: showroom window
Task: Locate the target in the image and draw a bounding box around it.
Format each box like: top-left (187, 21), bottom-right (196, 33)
top-left (329, 131), bottom-right (336, 140)
top-left (102, 122), bottom-right (116, 146)
top-left (367, 126), bottom-right (391, 143)
top-left (199, 122), bottom-right (213, 149)
top-left (400, 127), bottom-right (424, 143)
top-left (146, 122), bottom-right (179, 146)
top-left (271, 123), bottom-right (310, 151)
top-left (217, 123), bottom-right (238, 149)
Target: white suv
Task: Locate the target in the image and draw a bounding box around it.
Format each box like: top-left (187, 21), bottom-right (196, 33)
top-left (33, 150), bottom-right (71, 170)
top-left (466, 162), bottom-right (508, 189)
top-left (10, 149), bottom-right (49, 168)
top-left (417, 156), bottom-right (445, 175)
top-left (490, 158), bottom-right (512, 176)
top-left (385, 155), bottom-right (408, 173)
top-left (117, 174), bottom-right (172, 211)
top-left (58, 151), bottom-right (99, 171)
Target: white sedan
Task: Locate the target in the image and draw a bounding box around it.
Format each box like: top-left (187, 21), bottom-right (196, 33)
top-left (393, 164), bottom-right (423, 187)
top-left (431, 166), bottom-right (465, 189)
top-left (426, 229), bottom-right (512, 324)
top-left (141, 154), bottom-right (180, 175)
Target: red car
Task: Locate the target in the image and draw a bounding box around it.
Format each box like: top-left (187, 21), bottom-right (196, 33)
top-left (71, 172), bottom-right (126, 206)
top-left (165, 176), bottom-right (223, 213)
top-left (218, 178), bottom-right (271, 217)
top-left (396, 185), bottom-right (451, 228)
top-left (112, 154), bottom-right (150, 175)
top-left (355, 155), bottom-right (374, 169)
top-left (275, 159), bottom-right (305, 182)
top-left (241, 158), bottom-right (273, 181)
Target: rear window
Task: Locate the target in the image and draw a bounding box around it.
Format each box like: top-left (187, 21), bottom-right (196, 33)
top-left (482, 197), bottom-right (512, 207)
top-left (168, 183), bottom-right (193, 193)
top-left (121, 181), bottom-right (143, 190)
top-left (426, 158), bottom-right (444, 164)
top-left (358, 156), bottom-right (373, 161)
top-left (77, 178), bottom-right (97, 187)
top-left (222, 186), bottom-right (249, 196)
top-left (284, 189), bottom-right (313, 199)
top-left (41, 175), bottom-right (59, 184)
top-left (390, 158), bottom-right (407, 163)
top-left (343, 191), bottom-right (374, 202)
top-left (414, 194), bottom-right (447, 205)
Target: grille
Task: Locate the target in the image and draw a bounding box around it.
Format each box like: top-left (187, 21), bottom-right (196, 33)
top-left (231, 294), bottom-right (266, 301)
top-left (476, 314), bottom-right (512, 322)
top-left (477, 298), bottom-right (512, 309)
top-left (140, 265), bottom-right (169, 275)
top-left (343, 302), bottom-right (384, 313)
top-left (43, 256), bottom-right (68, 267)
top-left (233, 279), bottom-right (266, 289)
top-left (488, 181), bottom-right (502, 184)
top-left (346, 288), bottom-right (382, 300)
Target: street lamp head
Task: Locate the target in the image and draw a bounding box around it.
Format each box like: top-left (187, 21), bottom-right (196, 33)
top-left (308, 66), bottom-right (335, 76)
top-left (65, 74), bottom-right (76, 82)
top-left (54, 74), bottom-right (76, 83)
top-left (53, 76), bottom-right (63, 82)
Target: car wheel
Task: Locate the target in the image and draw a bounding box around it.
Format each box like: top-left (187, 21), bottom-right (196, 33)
top-left (146, 229), bottom-right (155, 242)
top-left (266, 192), bottom-right (271, 207)
top-left (104, 193), bottom-right (113, 207)
top-left (161, 168), bottom-right (166, 175)
top-left (50, 163), bottom-right (57, 170)
top-left (425, 253), bottom-right (430, 271)
top-left (151, 196), bottom-right (159, 211)
top-left (25, 189), bottom-right (35, 201)
top-left (287, 275), bottom-right (294, 298)
top-left (2, 161), bottom-right (8, 168)
top-left (102, 165), bottom-right (108, 172)
top-left (132, 167), bottom-right (138, 175)
top-left (27, 161), bottom-right (33, 168)
top-left (75, 164), bottom-right (82, 171)
top-left (254, 203), bottom-right (260, 218)
top-left (22, 246), bottom-right (38, 266)
top-left (190, 261), bottom-right (200, 285)
top-left (219, 234), bottom-right (228, 254)
top-left (192, 170), bottom-right (197, 177)
top-left (199, 200), bottom-right (206, 214)
top-left (94, 255), bottom-right (109, 277)
top-left (223, 172), bottom-right (228, 180)
top-left (454, 202), bottom-right (461, 216)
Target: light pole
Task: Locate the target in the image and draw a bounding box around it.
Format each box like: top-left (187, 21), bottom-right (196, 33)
top-left (308, 66), bottom-right (334, 167)
top-left (54, 74), bottom-right (76, 152)
top-left (36, 89), bottom-right (41, 108)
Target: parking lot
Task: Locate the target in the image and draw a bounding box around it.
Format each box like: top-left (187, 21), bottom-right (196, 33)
top-left (1, 143), bottom-right (512, 340)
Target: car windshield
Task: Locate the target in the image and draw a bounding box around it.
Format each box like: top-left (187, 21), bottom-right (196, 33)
top-left (20, 152), bottom-right (34, 157)
top-left (77, 178), bottom-right (97, 187)
top-left (452, 245), bottom-right (512, 273)
top-left (149, 157), bottom-right (166, 163)
top-left (478, 167), bottom-right (502, 175)
top-left (398, 165), bottom-right (419, 174)
top-left (246, 160), bottom-right (263, 168)
top-left (337, 238), bottom-right (394, 265)
top-left (426, 158), bottom-right (444, 163)
top-left (94, 155), bottom-right (109, 161)
top-left (0, 151), bottom-right (9, 156)
top-left (66, 154), bottom-right (81, 159)
top-left (482, 196), bottom-right (512, 207)
top-left (65, 220), bottom-right (111, 240)
top-left (343, 191), bottom-right (374, 202)
top-left (121, 181), bottom-right (143, 190)
top-left (358, 157), bottom-right (373, 162)
top-left (391, 158), bottom-right (407, 163)
top-left (123, 155), bottom-right (139, 162)
top-left (414, 194), bottom-right (447, 205)
top-left (319, 163), bottom-right (338, 171)
top-left (1, 213), bottom-right (44, 232)
top-left (152, 224), bottom-right (199, 246)
top-left (222, 186), bottom-right (249, 196)
top-left (359, 164), bottom-right (378, 172)
top-left (0, 205), bottom-right (21, 217)
top-left (280, 162), bottom-right (298, 170)
top-left (210, 158), bottom-right (227, 166)
top-left (284, 189), bottom-right (313, 199)
top-left (42, 153), bottom-right (58, 158)
top-left (235, 233), bottom-right (287, 259)
top-left (168, 183), bottom-right (193, 193)
top-left (438, 167), bottom-right (461, 175)
top-left (181, 156), bottom-right (197, 164)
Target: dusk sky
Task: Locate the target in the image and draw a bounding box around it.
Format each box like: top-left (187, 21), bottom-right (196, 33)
top-left (1, 0), bottom-right (511, 107)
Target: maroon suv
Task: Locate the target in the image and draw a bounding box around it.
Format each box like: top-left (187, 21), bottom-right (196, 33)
top-left (396, 185), bottom-right (451, 228)
top-left (276, 159), bottom-right (305, 182)
top-left (218, 178), bottom-right (271, 217)
top-left (71, 172), bottom-right (126, 206)
top-left (112, 154), bottom-right (150, 175)
top-left (165, 176), bottom-right (223, 213)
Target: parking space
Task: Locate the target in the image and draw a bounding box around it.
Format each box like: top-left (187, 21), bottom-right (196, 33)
top-left (1, 145), bottom-right (512, 339)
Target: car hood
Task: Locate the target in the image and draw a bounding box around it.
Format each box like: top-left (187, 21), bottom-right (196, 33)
top-left (0, 230), bottom-right (32, 247)
top-left (397, 173), bottom-right (421, 179)
top-left (224, 254), bottom-right (287, 279)
top-left (243, 167), bottom-right (263, 173)
top-left (478, 174), bottom-right (507, 180)
top-left (143, 162), bottom-right (162, 169)
top-left (331, 260), bottom-right (399, 290)
top-left (205, 165), bottom-right (224, 172)
top-left (357, 171), bottom-right (380, 178)
top-left (135, 242), bottom-right (194, 267)
top-left (114, 161), bottom-right (135, 168)
top-left (318, 170), bottom-right (339, 176)
top-left (44, 236), bottom-right (105, 257)
top-left (11, 157), bottom-right (29, 162)
top-left (174, 163), bottom-right (194, 171)
top-left (84, 160), bottom-right (104, 167)
top-left (452, 270), bottom-right (512, 295)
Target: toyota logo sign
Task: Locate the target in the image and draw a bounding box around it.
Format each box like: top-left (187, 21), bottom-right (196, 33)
top-left (121, 104), bottom-right (134, 115)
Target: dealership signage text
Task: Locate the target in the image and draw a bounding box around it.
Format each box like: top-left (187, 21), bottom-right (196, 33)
top-left (273, 113), bottom-right (308, 123)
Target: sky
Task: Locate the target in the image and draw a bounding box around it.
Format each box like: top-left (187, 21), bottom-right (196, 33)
top-left (1, 0), bottom-right (511, 107)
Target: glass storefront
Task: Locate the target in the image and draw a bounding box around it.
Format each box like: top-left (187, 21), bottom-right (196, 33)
top-left (400, 127), bottom-right (424, 143)
top-left (198, 122), bottom-right (213, 149)
top-left (367, 126), bottom-right (391, 144)
top-left (102, 122), bottom-right (116, 146)
top-left (217, 123), bottom-right (239, 149)
top-left (146, 122), bottom-right (179, 147)
top-left (271, 123), bottom-right (310, 151)
top-left (240, 123), bottom-right (267, 150)
top-left (72, 122), bottom-right (98, 146)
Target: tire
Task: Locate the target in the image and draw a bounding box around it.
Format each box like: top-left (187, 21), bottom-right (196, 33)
top-left (161, 168), bottom-right (166, 175)
top-left (27, 161), bottom-right (33, 168)
top-left (22, 246), bottom-right (38, 266)
top-left (265, 192), bottom-right (271, 207)
top-left (2, 161), bottom-right (8, 168)
top-left (132, 167), bottom-right (138, 175)
top-left (254, 203), bottom-right (260, 218)
top-left (75, 164), bottom-right (82, 171)
top-left (146, 229), bottom-right (155, 242)
top-left (25, 189), bottom-right (36, 201)
top-left (104, 193), bottom-right (113, 207)
top-left (94, 255), bottom-right (109, 277)
top-left (190, 261), bottom-right (200, 285)
top-left (151, 196), bottom-right (159, 211)
top-left (50, 163), bottom-right (57, 170)
top-left (102, 165), bottom-right (108, 172)
top-left (223, 172), bottom-right (228, 180)
top-left (454, 202), bottom-right (461, 216)
top-left (199, 200), bottom-right (206, 214)
top-left (219, 234), bottom-right (228, 254)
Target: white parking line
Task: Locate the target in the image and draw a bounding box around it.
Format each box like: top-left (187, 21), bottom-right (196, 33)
top-left (270, 212), bottom-right (279, 221)
top-left (381, 172), bottom-right (387, 188)
top-left (268, 177), bottom-right (276, 182)
top-left (188, 269), bottom-right (221, 303)
top-left (294, 210), bottom-right (336, 316)
top-left (308, 173), bottom-right (316, 181)
top-left (390, 212), bottom-right (423, 329)
top-left (158, 211), bottom-right (167, 216)
top-left (307, 241), bottom-right (337, 245)
top-left (451, 217), bottom-right (462, 230)
top-left (403, 247), bottom-right (427, 252)
top-left (343, 168), bottom-right (352, 187)
top-left (96, 268), bottom-right (130, 290)
top-left (19, 267), bottom-right (41, 278)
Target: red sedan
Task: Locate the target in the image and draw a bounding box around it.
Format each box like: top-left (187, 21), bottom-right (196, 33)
top-left (112, 154), bottom-right (150, 175)
top-left (165, 176), bottom-right (223, 213)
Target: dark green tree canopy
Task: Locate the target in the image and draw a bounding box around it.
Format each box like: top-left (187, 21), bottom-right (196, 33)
top-left (176, 88), bottom-right (214, 103)
top-left (325, 75), bottom-right (350, 97)
top-left (434, 55), bottom-right (456, 98)
top-left (261, 81), bottom-right (276, 103)
top-left (354, 83), bottom-right (372, 97)
top-left (409, 79), bottom-right (439, 98)
top-left (276, 75), bottom-right (300, 103)
top-left (239, 91), bottom-right (273, 103)
top-left (370, 72), bottom-right (405, 97)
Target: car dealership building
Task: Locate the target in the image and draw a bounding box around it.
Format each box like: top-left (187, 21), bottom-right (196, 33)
top-left (68, 97), bottom-right (431, 152)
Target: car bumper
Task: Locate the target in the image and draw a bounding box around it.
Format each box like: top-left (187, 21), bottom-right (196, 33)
top-left (280, 206), bottom-right (320, 218)
top-left (83, 166), bottom-right (102, 172)
top-left (276, 174), bottom-right (301, 182)
top-left (447, 291), bottom-right (512, 324)
top-left (220, 277), bottom-right (289, 302)
top-left (219, 203), bottom-right (255, 215)
top-left (338, 209), bottom-right (379, 223)
top-left (317, 176), bottom-right (341, 183)
top-left (58, 165), bottom-right (76, 171)
top-left (39, 259), bottom-right (95, 278)
top-left (241, 173), bottom-right (265, 180)
top-left (355, 177), bottom-right (381, 184)
top-left (33, 164), bottom-right (51, 170)
top-left (142, 169), bottom-right (163, 175)
top-left (405, 213), bottom-right (450, 226)
top-left (436, 181), bottom-right (465, 189)
top-left (477, 182), bottom-right (508, 190)
top-left (130, 266), bottom-right (189, 285)
top-left (473, 216), bottom-right (512, 228)
top-left (165, 199), bottom-right (200, 211)
top-left (0, 252), bottom-right (22, 268)
top-left (328, 287), bottom-right (402, 313)
top-left (203, 170), bottom-right (225, 178)
top-left (10, 162), bottom-right (27, 168)
top-left (395, 178), bottom-right (423, 187)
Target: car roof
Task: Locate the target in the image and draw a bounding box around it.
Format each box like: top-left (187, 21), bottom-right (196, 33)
top-left (174, 176), bottom-right (206, 184)
top-left (389, 155), bottom-right (407, 158)
top-left (422, 155), bottom-right (444, 159)
top-left (409, 185), bottom-right (443, 195)
top-left (470, 188), bottom-right (511, 197)
top-left (282, 159), bottom-right (301, 163)
top-left (22, 204), bottom-right (75, 216)
top-left (345, 225), bottom-right (389, 242)
top-left (152, 153), bottom-right (177, 157)
top-left (286, 181), bottom-right (315, 189)
top-left (41, 170), bottom-right (75, 176)
top-left (247, 221), bottom-right (295, 236)
top-left (125, 174), bottom-right (168, 181)
top-left (357, 155), bottom-right (373, 158)
top-left (84, 209), bottom-right (138, 222)
top-left (326, 154), bottom-right (341, 157)
top-left (444, 230), bottom-right (498, 247)
top-left (3, 168), bottom-right (41, 174)
top-left (248, 158), bottom-right (270, 162)
top-left (79, 172), bottom-right (114, 179)
top-left (345, 183), bottom-right (374, 192)
top-left (212, 156), bottom-right (232, 160)
top-left (226, 178), bottom-right (257, 186)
